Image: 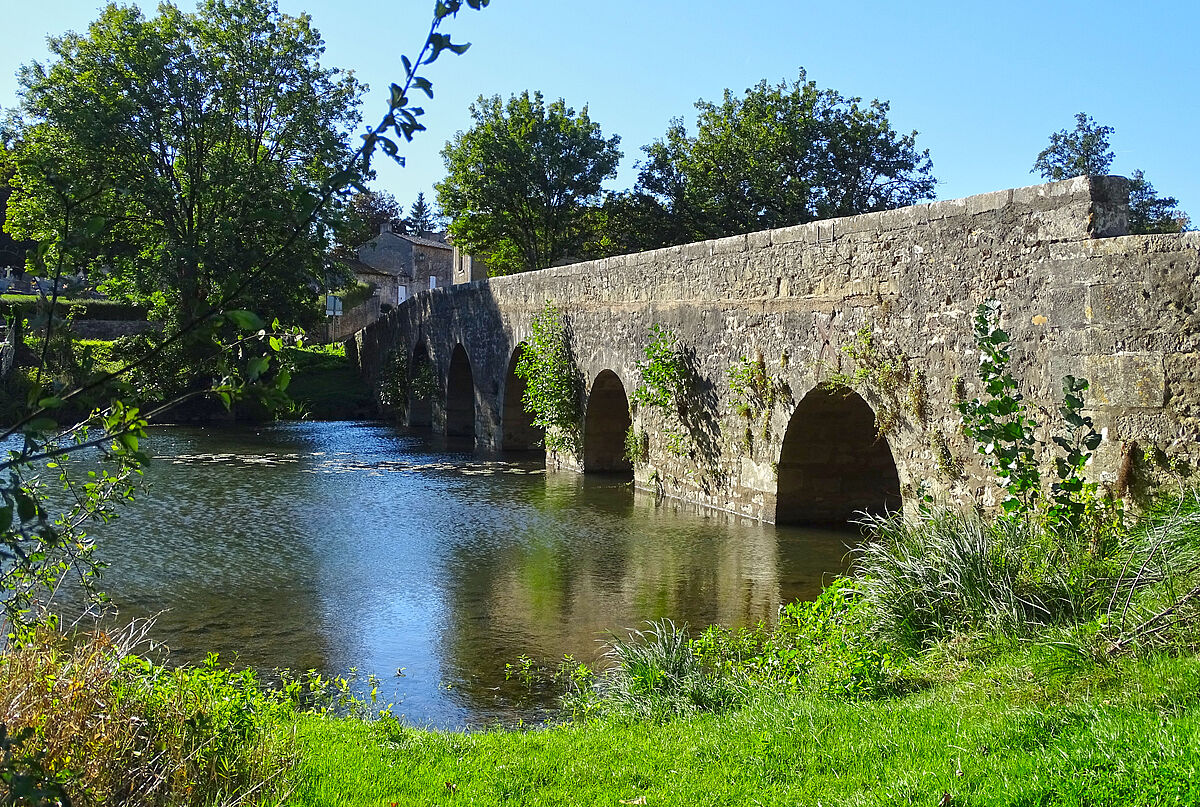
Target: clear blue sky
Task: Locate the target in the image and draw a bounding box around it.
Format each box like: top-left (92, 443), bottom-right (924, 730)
top-left (3, 0), bottom-right (1198, 218)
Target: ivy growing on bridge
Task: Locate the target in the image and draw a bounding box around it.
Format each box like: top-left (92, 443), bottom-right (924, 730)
top-left (633, 325), bottom-right (690, 457)
top-left (514, 303), bottom-right (583, 457)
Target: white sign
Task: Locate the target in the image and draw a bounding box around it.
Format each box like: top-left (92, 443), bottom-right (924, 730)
top-left (325, 294), bottom-right (343, 317)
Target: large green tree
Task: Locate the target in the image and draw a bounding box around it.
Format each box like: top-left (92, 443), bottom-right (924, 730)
top-left (1031, 113), bottom-right (1188, 234)
top-left (436, 91), bottom-right (621, 274)
top-left (6, 0), bottom-right (364, 328)
top-left (613, 71), bottom-right (936, 252)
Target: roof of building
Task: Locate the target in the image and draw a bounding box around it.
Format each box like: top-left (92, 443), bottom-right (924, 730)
top-left (401, 232), bottom-right (452, 250)
top-left (337, 257), bottom-right (391, 276)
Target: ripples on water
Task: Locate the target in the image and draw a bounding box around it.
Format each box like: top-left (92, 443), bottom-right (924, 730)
top-left (80, 421), bottom-right (860, 727)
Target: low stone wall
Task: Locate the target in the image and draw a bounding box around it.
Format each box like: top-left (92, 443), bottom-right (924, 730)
top-left (351, 177), bottom-right (1200, 522)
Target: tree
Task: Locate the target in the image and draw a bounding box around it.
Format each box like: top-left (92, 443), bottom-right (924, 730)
top-left (436, 91), bottom-right (622, 274)
top-left (1128, 170), bottom-right (1189, 234)
top-left (1032, 113), bottom-right (1115, 181)
top-left (332, 190), bottom-right (406, 258)
top-left (1032, 113), bottom-right (1189, 234)
top-left (0, 110), bottom-right (36, 271)
top-left (6, 0), bottom-right (365, 331)
top-left (405, 191), bottom-right (442, 236)
top-left (618, 71), bottom-right (936, 250)
top-left (0, 0), bottom-right (487, 627)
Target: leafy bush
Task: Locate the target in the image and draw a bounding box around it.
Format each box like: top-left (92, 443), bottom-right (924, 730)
top-left (513, 303), bottom-right (583, 456)
top-left (1, 296), bottom-right (147, 321)
top-left (0, 622), bottom-right (296, 806)
top-left (694, 579), bottom-right (902, 699)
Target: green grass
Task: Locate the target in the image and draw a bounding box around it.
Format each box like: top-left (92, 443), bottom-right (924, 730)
top-left (290, 648), bottom-right (1200, 806)
top-left (283, 344), bottom-right (374, 419)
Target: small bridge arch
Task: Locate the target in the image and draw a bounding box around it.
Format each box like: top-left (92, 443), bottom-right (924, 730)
top-left (775, 385), bottom-right (902, 525)
top-left (500, 343), bottom-right (544, 451)
top-left (583, 369), bottom-right (633, 475)
top-left (409, 340), bottom-right (433, 428)
top-left (446, 344), bottom-right (476, 439)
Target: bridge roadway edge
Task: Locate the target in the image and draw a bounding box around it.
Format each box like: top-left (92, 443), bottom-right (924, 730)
top-left (347, 176), bottom-right (1200, 523)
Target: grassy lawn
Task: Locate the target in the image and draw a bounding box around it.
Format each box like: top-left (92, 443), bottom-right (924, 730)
top-left (283, 344), bottom-right (374, 419)
top-left (291, 648), bottom-right (1200, 807)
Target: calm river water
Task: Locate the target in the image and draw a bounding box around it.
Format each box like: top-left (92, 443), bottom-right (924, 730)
top-left (83, 420), bottom-right (859, 727)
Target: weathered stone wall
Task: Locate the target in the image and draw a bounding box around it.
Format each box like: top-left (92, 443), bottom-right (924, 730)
top-left (348, 176), bottom-right (1200, 522)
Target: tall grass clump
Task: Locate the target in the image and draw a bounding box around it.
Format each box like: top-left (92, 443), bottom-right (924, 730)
top-left (586, 619), bottom-right (744, 719)
top-left (0, 621), bottom-right (296, 806)
top-left (1105, 488), bottom-right (1200, 653)
top-left (854, 489), bottom-right (1200, 653)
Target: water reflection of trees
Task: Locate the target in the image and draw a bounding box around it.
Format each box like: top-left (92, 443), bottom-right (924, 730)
top-left (437, 471), bottom-right (791, 713)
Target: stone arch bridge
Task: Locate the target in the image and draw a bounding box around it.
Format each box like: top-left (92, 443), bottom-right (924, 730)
top-left (348, 177), bottom-right (1200, 524)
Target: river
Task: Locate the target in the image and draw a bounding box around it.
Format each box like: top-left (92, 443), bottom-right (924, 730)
top-left (82, 420), bottom-right (860, 728)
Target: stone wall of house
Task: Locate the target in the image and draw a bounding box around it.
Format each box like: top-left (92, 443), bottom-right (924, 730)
top-left (349, 176), bottom-right (1200, 522)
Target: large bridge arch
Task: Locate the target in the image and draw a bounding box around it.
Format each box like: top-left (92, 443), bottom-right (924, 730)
top-left (775, 386), bottom-right (902, 526)
top-left (446, 344), bottom-right (476, 439)
top-left (500, 343), bottom-right (544, 451)
top-left (409, 340), bottom-right (432, 428)
top-left (583, 370), bottom-right (633, 475)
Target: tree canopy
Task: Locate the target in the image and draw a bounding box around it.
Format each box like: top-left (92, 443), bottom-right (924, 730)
top-left (6, 0), bottom-right (364, 328)
top-left (610, 71), bottom-right (937, 252)
top-left (1031, 112), bottom-right (1188, 234)
top-left (436, 91), bottom-right (621, 274)
top-left (333, 190), bottom-right (406, 258)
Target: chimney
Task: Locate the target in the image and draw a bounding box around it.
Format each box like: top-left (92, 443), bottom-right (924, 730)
top-left (379, 221), bottom-right (391, 235)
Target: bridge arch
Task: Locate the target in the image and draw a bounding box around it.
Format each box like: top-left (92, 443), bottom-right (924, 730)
top-left (409, 340), bottom-right (432, 428)
top-left (583, 369), bottom-right (632, 475)
top-left (500, 343), bottom-right (544, 451)
top-left (775, 386), bottom-right (901, 525)
top-left (445, 344), bottom-right (476, 438)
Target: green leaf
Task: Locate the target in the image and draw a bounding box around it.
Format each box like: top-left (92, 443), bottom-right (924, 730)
top-left (247, 356), bottom-right (270, 380)
top-left (15, 491), bottom-right (37, 523)
top-left (38, 397), bottom-right (64, 410)
top-left (269, 336), bottom-right (283, 352)
top-left (227, 310), bottom-right (265, 331)
top-left (412, 76), bottom-right (433, 98)
top-left (389, 83), bottom-right (407, 109)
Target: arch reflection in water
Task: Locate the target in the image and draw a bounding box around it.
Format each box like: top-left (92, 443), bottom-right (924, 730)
top-left (775, 386), bottom-right (903, 525)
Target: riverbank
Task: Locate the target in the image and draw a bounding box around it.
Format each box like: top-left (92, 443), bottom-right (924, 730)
top-left (292, 644), bottom-right (1200, 806)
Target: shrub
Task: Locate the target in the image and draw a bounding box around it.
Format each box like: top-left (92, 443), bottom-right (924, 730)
top-left (0, 621), bottom-right (295, 806)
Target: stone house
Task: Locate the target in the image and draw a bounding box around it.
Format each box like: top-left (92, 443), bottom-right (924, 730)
top-left (345, 224), bottom-right (453, 306)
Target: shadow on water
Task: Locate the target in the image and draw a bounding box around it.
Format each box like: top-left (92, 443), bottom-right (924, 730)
top-left (77, 421), bottom-right (862, 727)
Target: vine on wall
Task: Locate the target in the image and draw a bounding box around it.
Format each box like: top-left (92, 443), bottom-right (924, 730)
top-left (377, 347), bottom-right (409, 415)
top-left (822, 325), bottom-right (924, 438)
top-left (514, 303), bottom-right (583, 456)
top-left (632, 324), bottom-right (690, 457)
top-left (728, 351), bottom-right (790, 452)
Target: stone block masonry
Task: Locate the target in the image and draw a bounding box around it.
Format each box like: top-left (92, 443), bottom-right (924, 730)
top-left (348, 176), bottom-right (1200, 523)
